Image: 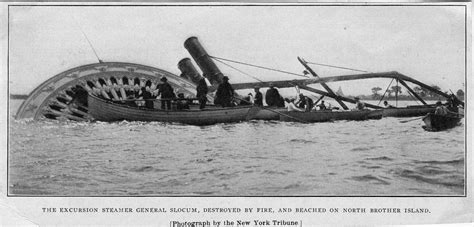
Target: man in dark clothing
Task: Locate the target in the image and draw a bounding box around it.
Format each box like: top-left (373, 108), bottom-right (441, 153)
top-left (196, 78), bottom-right (208, 109)
top-left (138, 87), bottom-right (154, 109)
top-left (297, 93), bottom-right (314, 112)
top-left (215, 76), bottom-right (234, 107)
top-left (254, 87), bottom-right (263, 106)
top-left (158, 76), bottom-right (175, 110)
top-left (176, 93), bottom-right (190, 110)
top-left (265, 83), bottom-right (284, 107)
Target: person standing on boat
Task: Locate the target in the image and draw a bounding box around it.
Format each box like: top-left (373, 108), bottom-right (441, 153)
top-left (354, 97), bottom-right (366, 110)
top-left (215, 76), bottom-right (235, 107)
top-left (253, 86), bottom-right (263, 107)
top-left (284, 98), bottom-right (304, 112)
top-left (196, 78), bottom-right (208, 109)
top-left (296, 93), bottom-right (314, 112)
top-left (265, 83), bottom-right (284, 107)
top-left (138, 87), bottom-right (154, 109)
top-left (157, 76), bottom-right (175, 110)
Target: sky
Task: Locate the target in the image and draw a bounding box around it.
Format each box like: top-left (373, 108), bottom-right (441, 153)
top-left (8, 4), bottom-right (466, 96)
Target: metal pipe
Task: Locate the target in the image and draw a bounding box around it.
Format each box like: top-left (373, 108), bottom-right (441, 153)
top-left (178, 58), bottom-right (203, 84)
top-left (184, 36), bottom-right (224, 85)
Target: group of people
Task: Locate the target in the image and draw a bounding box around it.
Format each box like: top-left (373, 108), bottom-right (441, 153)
top-left (434, 94), bottom-right (463, 116)
top-left (162, 75), bottom-right (465, 118)
top-left (123, 76), bottom-right (177, 110)
top-left (115, 75), bottom-right (465, 113)
top-left (283, 94), bottom-right (333, 112)
top-left (130, 76), bottom-right (203, 111)
top-left (94, 76), bottom-right (180, 110)
top-left (213, 78), bottom-right (286, 108)
top-left (212, 76), bottom-right (342, 112)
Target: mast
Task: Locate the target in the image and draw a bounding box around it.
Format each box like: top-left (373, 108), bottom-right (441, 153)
top-left (398, 80), bottom-right (427, 105)
top-left (298, 57), bottom-right (349, 110)
top-left (395, 79), bottom-right (398, 107)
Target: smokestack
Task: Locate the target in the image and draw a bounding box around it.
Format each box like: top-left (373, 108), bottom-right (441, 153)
top-left (177, 58), bottom-right (203, 85)
top-left (184, 36), bottom-right (224, 85)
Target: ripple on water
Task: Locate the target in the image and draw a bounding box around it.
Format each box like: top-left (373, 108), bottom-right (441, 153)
top-left (262, 170), bottom-right (288, 175)
top-left (351, 146), bottom-right (383, 152)
top-left (283, 183), bottom-right (302, 189)
top-left (8, 114), bottom-right (464, 196)
top-left (360, 165), bottom-right (382, 169)
top-left (414, 158), bottom-right (464, 165)
top-left (130, 166), bottom-right (154, 172)
top-left (366, 156), bottom-right (394, 161)
top-left (350, 175), bottom-right (390, 185)
top-left (288, 139), bottom-right (316, 144)
top-left (395, 169), bottom-right (464, 188)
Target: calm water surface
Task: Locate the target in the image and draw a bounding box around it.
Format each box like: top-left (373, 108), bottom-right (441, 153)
top-left (9, 113), bottom-right (464, 196)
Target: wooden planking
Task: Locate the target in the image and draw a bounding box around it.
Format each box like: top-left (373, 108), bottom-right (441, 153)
top-left (382, 107), bottom-right (435, 117)
top-left (88, 95), bottom-right (251, 125)
top-left (279, 110), bottom-right (379, 122)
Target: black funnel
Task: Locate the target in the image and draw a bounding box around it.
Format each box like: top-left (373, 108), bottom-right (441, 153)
top-left (184, 37), bottom-right (224, 85)
top-left (178, 58), bottom-right (203, 85)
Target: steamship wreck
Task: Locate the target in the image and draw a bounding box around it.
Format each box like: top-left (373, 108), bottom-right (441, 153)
top-left (15, 37), bottom-right (462, 124)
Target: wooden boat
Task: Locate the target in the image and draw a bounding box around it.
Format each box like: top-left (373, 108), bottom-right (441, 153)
top-left (422, 113), bottom-right (462, 131)
top-left (251, 107), bottom-right (286, 120)
top-left (87, 94), bottom-right (254, 125)
top-left (279, 109), bottom-right (383, 122)
top-left (241, 105), bottom-right (431, 120)
top-left (383, 105), bottom-right (436, 117)
top-left (367, 109), bottom-right (384, 119)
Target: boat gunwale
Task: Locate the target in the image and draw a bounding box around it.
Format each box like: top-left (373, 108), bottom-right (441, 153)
top-left (88, 94), bottom-right (253, 113)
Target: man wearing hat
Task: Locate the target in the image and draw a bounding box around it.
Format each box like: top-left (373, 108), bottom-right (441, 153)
top-left (196, 78), bottom-right (208, 109)
top-left (215, 76), bottom-right (235, 107)
top-left (265, 83), bottom-right (284, 107)
top-left (253, 86), bottom-right (263, 106)
top-left (157, 76), bottom-right (176, 110)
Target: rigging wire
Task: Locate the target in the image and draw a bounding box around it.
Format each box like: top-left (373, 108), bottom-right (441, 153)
top-left (71, 16), bottom-right (103, 63)
top-left (209, 55), bottom-right (309, 78)
top-left (377, 78), bottom-right (394, 106)
top-left (305, 61), bottom-right (370, 73)
top-left (213, 58), bottom-right (264, 83)
top-left (396, 79), bottom-right (399, 107)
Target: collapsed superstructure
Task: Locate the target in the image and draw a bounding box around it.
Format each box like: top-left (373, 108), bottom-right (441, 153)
top-left (14, 36), bottom-right (463, 121)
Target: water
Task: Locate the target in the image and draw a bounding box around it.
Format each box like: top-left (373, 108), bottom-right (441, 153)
top-left (8, 115), bottom-right (464, 196)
